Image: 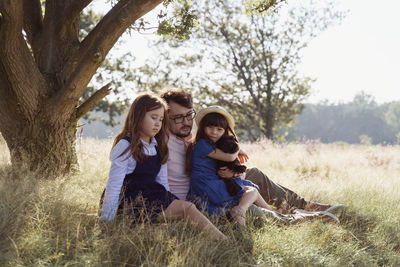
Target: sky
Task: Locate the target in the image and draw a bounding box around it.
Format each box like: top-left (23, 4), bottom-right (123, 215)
top-left (90, 0), bottom-right (400, 104)
top-left (298, 0), bottom-right (400, 104)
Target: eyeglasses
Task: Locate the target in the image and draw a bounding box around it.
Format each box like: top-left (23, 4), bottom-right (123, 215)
top-left (169, 110), bottom-right (196, 124)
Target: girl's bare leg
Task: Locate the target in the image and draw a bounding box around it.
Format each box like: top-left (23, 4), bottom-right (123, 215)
top-left (247, 186), bottom-right (274, 211)
top-left (230, 187), bottom-right (259, 225)
top-left (164, 200), bottom-right (227, 240)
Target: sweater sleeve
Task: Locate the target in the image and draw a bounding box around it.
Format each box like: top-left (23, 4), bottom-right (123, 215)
top-left (100, 139), bottom-right (135, 221)
top-left (155, 163), bottom-right (170, 191)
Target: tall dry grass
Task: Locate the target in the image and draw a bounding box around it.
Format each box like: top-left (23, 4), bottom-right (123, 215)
top-left (0, 138), bottom-right (399, 266)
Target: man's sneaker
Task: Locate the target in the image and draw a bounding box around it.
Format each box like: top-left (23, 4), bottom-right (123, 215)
top-left (306, 202), bottom-right (345, 213)
top-left (325, 204), bottom-right (346, 216)
top-left (293, 209), bottom-right (340, 224)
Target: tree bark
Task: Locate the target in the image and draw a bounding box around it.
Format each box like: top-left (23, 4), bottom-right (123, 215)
top-left (0, 0), bottom-right (163, 178)
top-left (1, 116), bottom-right (78, 177)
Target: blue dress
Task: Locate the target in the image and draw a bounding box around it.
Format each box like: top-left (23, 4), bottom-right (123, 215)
top-left (188, 138), bottom-right (248, 215)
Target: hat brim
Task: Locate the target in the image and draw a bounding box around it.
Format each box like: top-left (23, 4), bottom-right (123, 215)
top-left (195, 106), bottom-right (235, 130)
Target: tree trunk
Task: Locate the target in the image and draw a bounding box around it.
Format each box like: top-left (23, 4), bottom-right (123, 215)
top-left (2, 114), bottom-right (78, 177)
top-left (0, 0), bottom-right (163, 178)
top-left (265, 120), bottom-right (274, 140)
top-left (264, 105), bottom-right (274, 140)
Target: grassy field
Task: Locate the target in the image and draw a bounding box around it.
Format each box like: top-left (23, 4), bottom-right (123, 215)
top-left (0, 138), bottom-right (399, 266)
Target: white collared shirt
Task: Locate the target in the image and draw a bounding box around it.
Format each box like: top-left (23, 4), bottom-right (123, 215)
top-left (100, 137), bottom-right (169, 221)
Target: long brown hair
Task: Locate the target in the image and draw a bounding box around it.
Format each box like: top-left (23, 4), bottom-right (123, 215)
top-left (185, 112), bottom-right (237, 174)
top-left (113, 93), bottom-right (169, 164)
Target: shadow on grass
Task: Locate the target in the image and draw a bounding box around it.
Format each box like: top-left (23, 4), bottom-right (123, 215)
top-left (340, 208), bottom-right (400, 265)
top-left (0, 168), bottom-right (257, 266)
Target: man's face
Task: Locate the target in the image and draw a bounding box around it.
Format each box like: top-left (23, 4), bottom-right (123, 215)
top-left (167, 101), bottom-right (194, 138)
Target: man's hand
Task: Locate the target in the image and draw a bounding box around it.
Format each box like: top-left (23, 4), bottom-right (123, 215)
top-left (238, 149), bottom-right (249, 163)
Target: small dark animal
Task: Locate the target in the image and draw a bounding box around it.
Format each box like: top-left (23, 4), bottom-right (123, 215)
top-left (215, 136), bottom-right (247, 196)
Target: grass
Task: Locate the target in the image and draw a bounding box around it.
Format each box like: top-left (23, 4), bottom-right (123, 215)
top-left (0, 138), bottom-right (399, 266)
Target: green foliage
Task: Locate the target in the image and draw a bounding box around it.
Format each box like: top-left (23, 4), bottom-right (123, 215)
top-left (385, 101), bottom-right (400, 130)
top-left (106, 0), bottom-right (200, 40)
top-left (156, 0), bottom-right (286, 41)
top-left (74, 1), bottom-right (286, 127)
top-left (243, 0), bottom-right (283, 14)
top-left (79, 10), bottom-right (103, 41)
top-left (157, 1), bottom-right (198, 40)
top-left (359, 134), bottom-right (372, 146)
top-left (78, 5), bottom-right (197, 127)
top-left (130, 0), bottom-right (344, 141)
top-left (78, 10), bottom-right (136, 126)
top-left (286, 92), bottom-right (400, 144)
top-left (79, 54), bottom-right (135, 126)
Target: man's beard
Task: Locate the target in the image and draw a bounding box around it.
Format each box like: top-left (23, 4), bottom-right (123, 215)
top-left (176, 132), bottom-right (191, 138)
top-left (174, 125), bottom-right (191, 138)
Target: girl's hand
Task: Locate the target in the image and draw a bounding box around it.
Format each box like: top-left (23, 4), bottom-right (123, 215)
top-left (238, 149), bottom-right (249, 163)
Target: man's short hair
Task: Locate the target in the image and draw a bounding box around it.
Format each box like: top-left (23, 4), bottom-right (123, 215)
top-left (159, 86), bottom-right (193, 109)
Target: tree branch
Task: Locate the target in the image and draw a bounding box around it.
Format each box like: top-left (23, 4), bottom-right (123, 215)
top-left (75, 82), bottom-right (112, 119)
top-left (0, 0), bottom-right (23, 31)
top-left (227, 38), bottom-right (261, 110)
top-left (22, 0), bottom-right (43, 45)
top-left (0, 1), bottom-right (46, 120)
top-left (59, 0), bottom-right (92, 28)
top-left (0, 61), bottom-right (24, 138)
top-left (51, 0), bottom-right (162, 117)
top-left (218, 24), bottom-right (263, 112)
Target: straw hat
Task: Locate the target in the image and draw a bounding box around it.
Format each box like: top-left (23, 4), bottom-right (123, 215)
top-left (195, 105), bottom-right (235, 129)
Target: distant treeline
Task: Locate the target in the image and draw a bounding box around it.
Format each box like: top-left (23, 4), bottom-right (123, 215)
top-left (80, 93), bottom-right (400, 145)
top-left (285, 93), bottom-right (400, 145)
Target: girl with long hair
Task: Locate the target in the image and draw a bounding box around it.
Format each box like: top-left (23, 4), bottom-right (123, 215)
top-left (187, 106), bottom-right (273, 226)
top-left (100, 93), bottom-right (226, 240)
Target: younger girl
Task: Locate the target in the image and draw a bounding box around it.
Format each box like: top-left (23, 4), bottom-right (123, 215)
top-left (100, 93), bottom-right (226, 240)
top-left (187, 106), bottom-right (274, 225)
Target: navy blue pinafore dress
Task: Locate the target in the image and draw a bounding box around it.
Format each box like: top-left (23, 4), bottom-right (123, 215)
top-left (100, 138), bottom-right (178, 222)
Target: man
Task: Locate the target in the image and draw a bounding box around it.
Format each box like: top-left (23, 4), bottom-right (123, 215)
top-left (160, 87), bottom-right (341, 221)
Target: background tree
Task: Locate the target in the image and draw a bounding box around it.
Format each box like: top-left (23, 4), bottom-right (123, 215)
top-left (385, 102), bottom-right (400, 132)
top-left (79, 10), bottom-right (133, 127)
top-left (286, 92), bottom-right (399, 144)
top-left (0, 0), bottom-right (283, 177)
top-left (133, 0), bottom-right (344, 141)
top-left (384, 101), bottom-right (400, 144)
